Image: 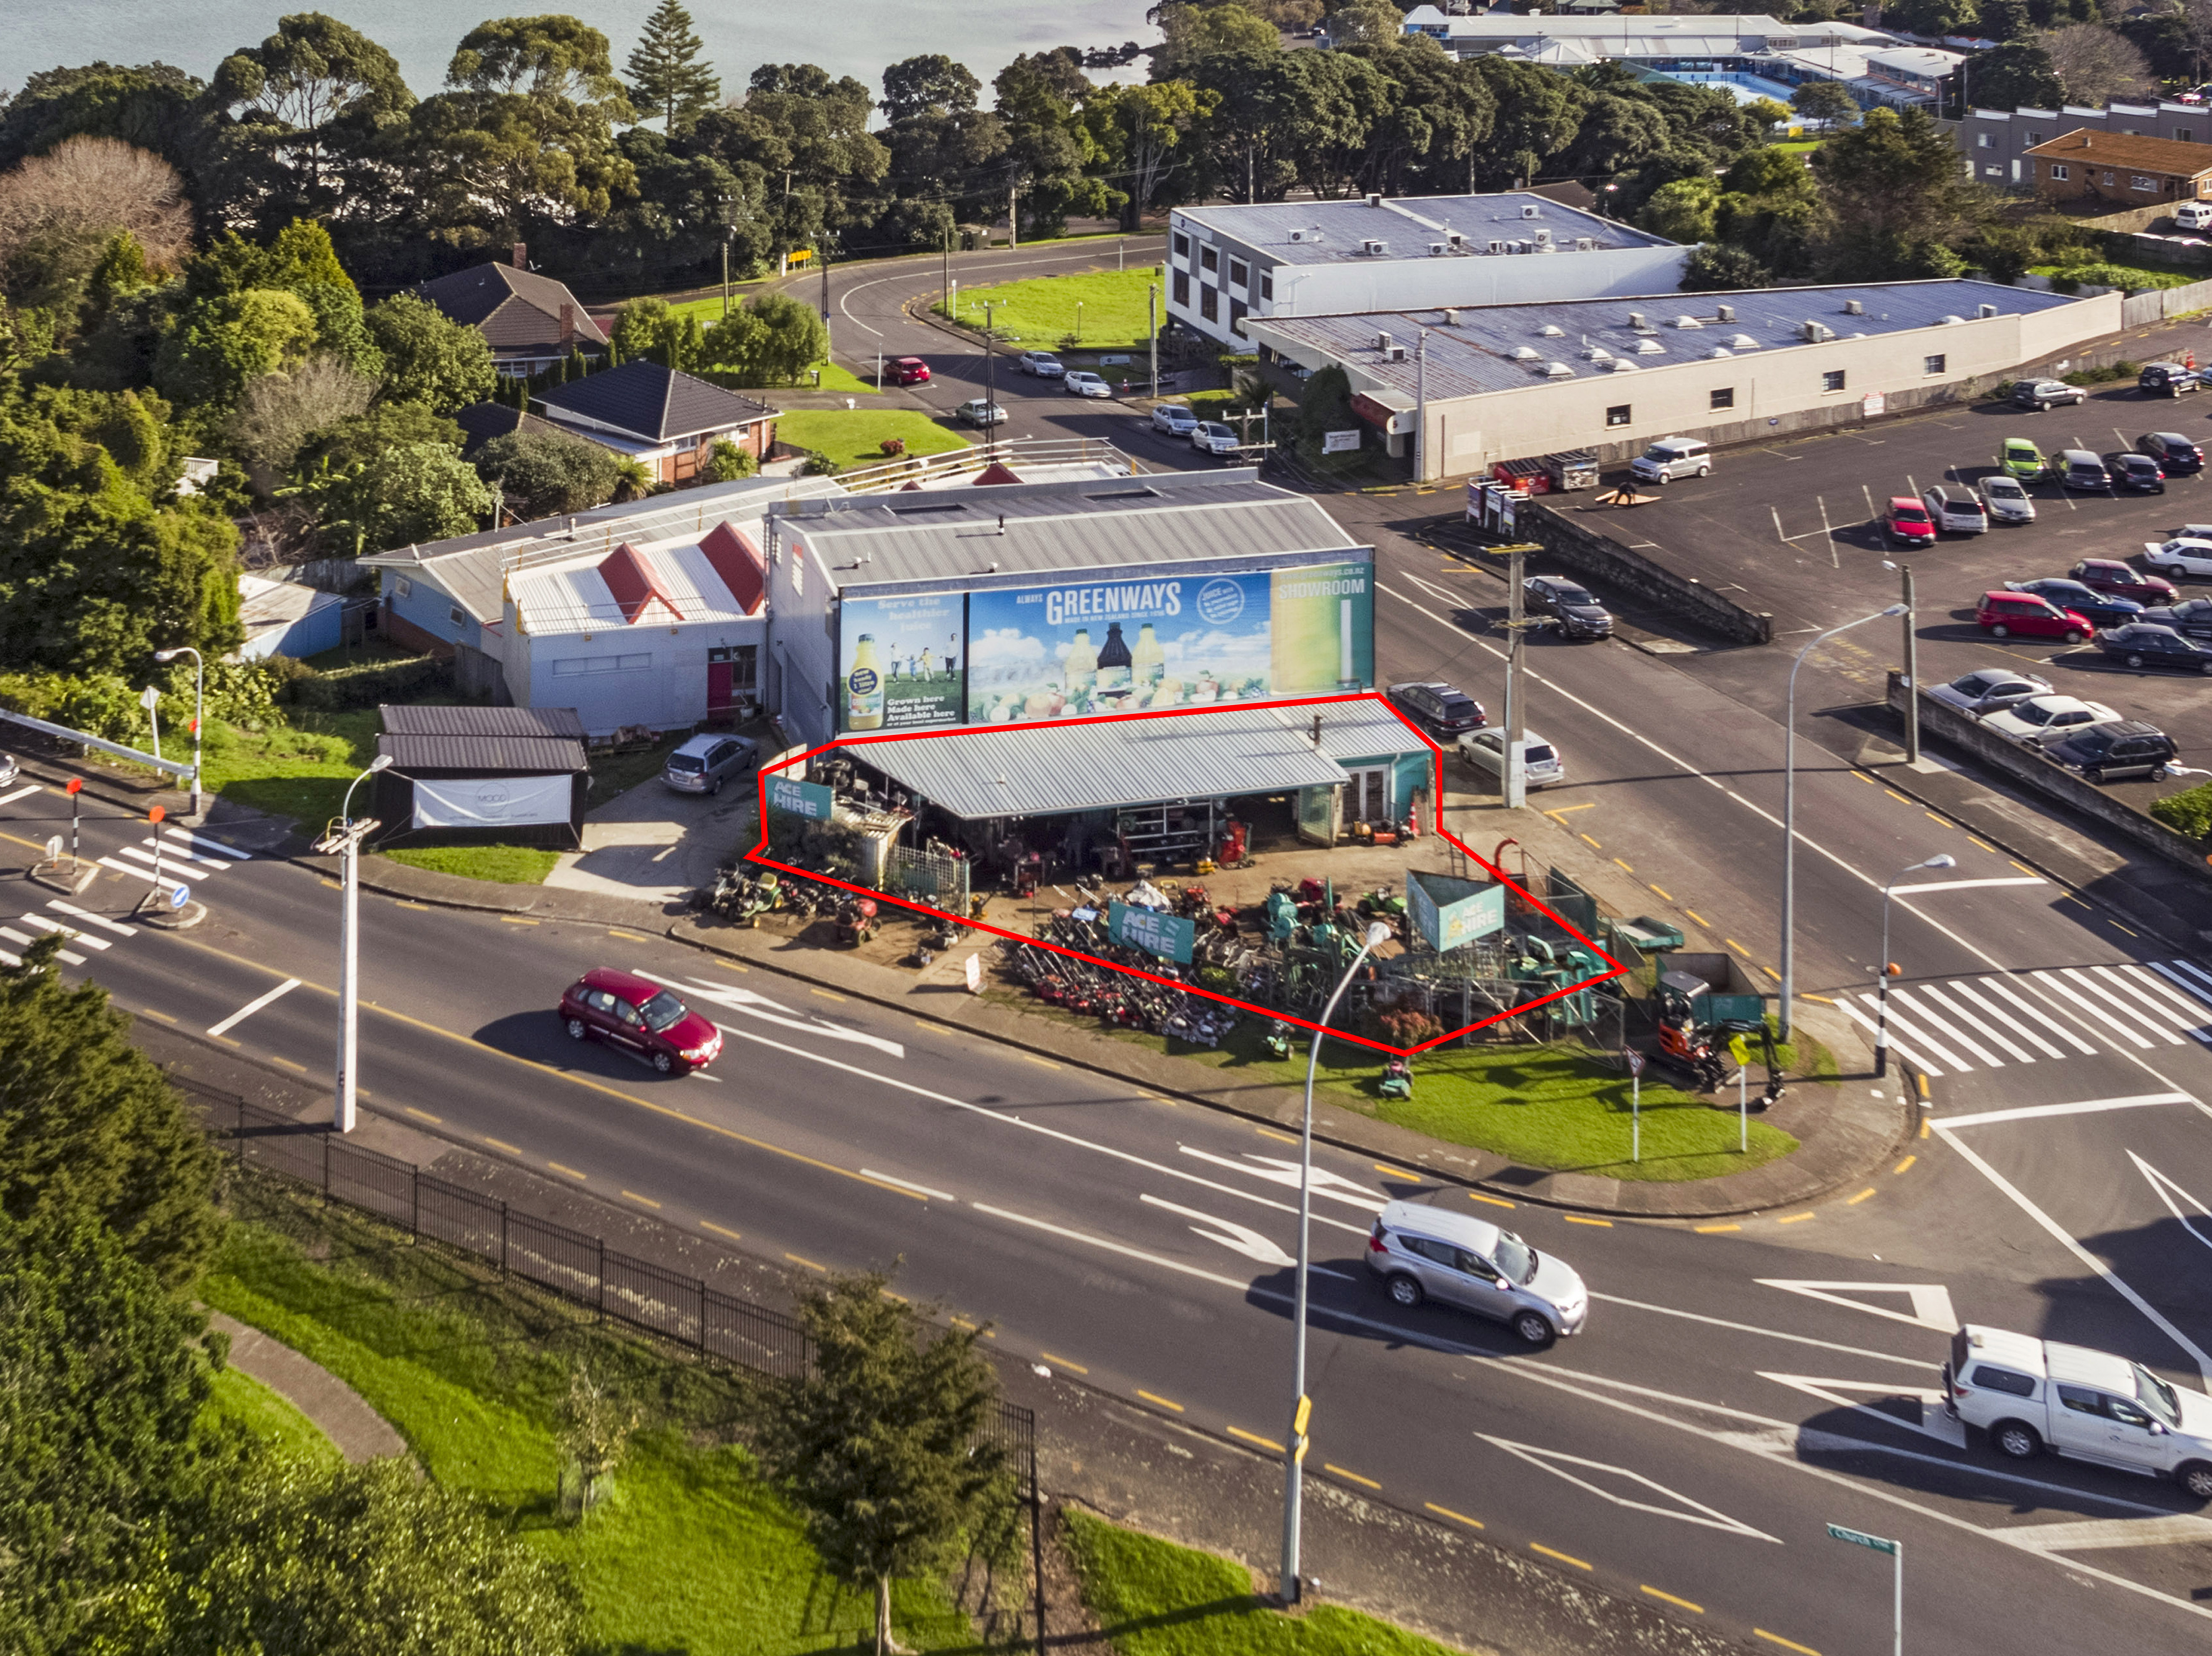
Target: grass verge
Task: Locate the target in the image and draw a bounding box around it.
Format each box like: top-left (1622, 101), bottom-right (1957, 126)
top-left (1065, 1509), bottom-right (1463, 1656)
top-left (937, 267), bottom-right (1167, 350)
top-left (775, 409), bottom-right (974, 471)
top-left (202, 1363), bottom-right (343, 1470)
top-left (380, 845), bottom-right (561, 884)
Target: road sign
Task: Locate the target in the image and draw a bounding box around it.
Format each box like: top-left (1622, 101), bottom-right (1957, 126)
top-left (65, 778), bottom-right (82, 795)
top-left (43, 835), bottom-right (62, 864)
top-left (1625, 1051), bottom-right (1646, 1077)
top-left (963, 953), bottom-right (981, 994)
top-left (138, 685), bottom-right (160, 711)
top-left (1827, 1523), bottom-right (1898, 1555)
top-left (149, 805), bottom-right (165, 824)
top-left (168, 883), bottom-right (190, 911)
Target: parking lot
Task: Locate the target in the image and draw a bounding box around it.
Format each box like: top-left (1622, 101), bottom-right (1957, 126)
top-left (1557, 375), bottom-right (2212, 810)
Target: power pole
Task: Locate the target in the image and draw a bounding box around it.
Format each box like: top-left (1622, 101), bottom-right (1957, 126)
top-left (1009, 183), bottom-right (1018, 249)
top-left (716, 192), bottom-right (738, 318)
top-left (1503, 545), bottom-right (1527, 810)
top-left (1900, 563), bottom-right (1920, 765)
top-left (819, 236), bottom-right (832, 356)
top-left (942, 227), bottom-right (951, 321)
top-left (1414, 330), bottom-right (1428, 486)
top-left (983, 301), bottom-right (999, 456)
top-left (1149, 283), bottom-right (1159, 398)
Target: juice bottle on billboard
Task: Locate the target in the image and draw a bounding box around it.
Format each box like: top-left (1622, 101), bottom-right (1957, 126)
top-left (847, 633), bottom-right (885, 729)
top-left (1096, 622), bottom-right (1133, 702)
top-left (1131, 622), bottom-right (1164, 689)
top-left (1062, 628), bottom-right (1097, 702)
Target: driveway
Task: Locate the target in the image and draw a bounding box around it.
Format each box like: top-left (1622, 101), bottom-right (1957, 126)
top-left (543, 773), bottom-right (756, 904)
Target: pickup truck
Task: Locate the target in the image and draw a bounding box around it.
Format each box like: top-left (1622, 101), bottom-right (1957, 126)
top-left (1945, 1325), bottom-right (2212, 1500)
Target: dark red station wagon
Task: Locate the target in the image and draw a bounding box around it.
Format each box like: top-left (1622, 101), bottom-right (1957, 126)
top-left (558, 968), bottom-right (722, 1074)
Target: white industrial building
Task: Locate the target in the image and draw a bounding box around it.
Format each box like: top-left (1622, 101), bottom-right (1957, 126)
top-left (1245, 279), bottom-right (2121, 481)
top-left (1166, 194), bottom-right (1688, 351)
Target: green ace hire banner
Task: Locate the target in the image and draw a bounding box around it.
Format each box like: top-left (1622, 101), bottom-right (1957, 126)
top-left (838, 590), bottom-right (968, 733)
top-left (766, 775), bottom-right (835, 821)
top-left (1406, 870), bottom-right (1506, 952)
top-left (963, 559), bottom-right (1372, 727)
top-left (1107, 900), bottom-right (1196, 964)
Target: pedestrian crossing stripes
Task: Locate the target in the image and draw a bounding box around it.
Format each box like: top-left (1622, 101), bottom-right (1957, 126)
top-left (1837, 961), bottom-right (2212, 1078)
top-left (123, 837), bottom-right (235, 872)
top-left (0, 898), bottom-right (150, 969)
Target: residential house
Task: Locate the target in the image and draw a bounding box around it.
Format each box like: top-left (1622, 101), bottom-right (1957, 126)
top-left (412, 258), bottom-right (610, 378)
top-left (532, 360), bottom-right (780, 487)
top-left (1960, 101), bottom-right (2212, 189)
top-left (2025, 128), bottom-right (2212, 207)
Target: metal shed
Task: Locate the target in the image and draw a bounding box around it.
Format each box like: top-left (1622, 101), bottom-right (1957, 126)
top-left (371, 705), bottom-right (591, 850)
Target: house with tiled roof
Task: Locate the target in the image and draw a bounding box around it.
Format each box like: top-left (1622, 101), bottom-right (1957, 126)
top-left (532, 360), bottom-right (780, 487)
top-left (412, 257), bottom-right (610, 378)
top-left (2026, 128), bottom-right (2212, 208)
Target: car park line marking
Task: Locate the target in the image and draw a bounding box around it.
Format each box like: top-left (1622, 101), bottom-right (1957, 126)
top-left (861, 1169), bottom-right (957, 1201)
top-left (1138, 1390), bottom-right (1184, 1412)
top-left (1847, 1188), bottom-right (1876, 1205)
top-left (548, 1162), bottom-right (587, 1180)
top-left (700, 1221), bottom-right (742, 1242)
top-left (1227, 1426), bottom-right (1285, 1452)
top-left (403, 1107), bottom-right (441, 1124)
top-left (1324, 1462), bottom-right (1381, 1489)
top-left (1424, 1501), bottom-right (1484, 1528)
top-left (1755, 1629), bottom-right (1821, 1655)
top-left (1642, 1586), bottom-right (1703, 1613)
top-left (482, 1137), bottom-right (522, 1155)
top-left (1695, 1223), bottom-right (1741, 1233)
top-left (1931, 1094), bottom-right (2190, 1129)
top-left (785, 1253), bottom-right (827, 1272)
top-left (18, 913), bottom-right (105, 950)
top-left (1483, 1435), bottom-right (1782, 1541)
top-left (206, 976), bottom-right (300, 1036)
top-left (1469, 1192), bottom-right (1515, 1208)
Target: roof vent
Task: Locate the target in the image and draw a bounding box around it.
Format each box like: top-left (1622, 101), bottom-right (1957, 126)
top-left (1670, 314), bottom-right (1703, 329)
top-left (1521, 202), bottom-right (1541, 219)
top-left (1843, 299), bottom-right (1864, 315)
top-left (1938, 313), bottom-right (1964, 325)
top-left (1635, 338), bottom-right (1665, 354)
top-left (1543, 361), bottom-right (1574, 378)
top-left (1707, 346), bottom-right (1733, 359)
top-left (1716, 303), bottom-right (1736, 322)
top-left (1510, 344), bottom-right (1541, 361)
top-left (1610, 358), bottom-right (1638, 372)
top-left (1977, 302), bottom-right (1999, 318)
top-left (1538, 323), bottom-right (1564, 336)
top-left (1583, 345), bottom-right (1613, 362)
top-left (1628, 310), bottom-right (1649, 330)
top-left (1729, 332), bottom-right (1761, 349)
top-left (1801, 319), bottom-right (1835, 342)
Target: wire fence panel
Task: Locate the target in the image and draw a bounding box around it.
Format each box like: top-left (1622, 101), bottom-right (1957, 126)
top-left (704, 1289), bottom-right (811, 1383)
top-left (604, 1247), bottom-right (705, 1350)
top-left (507, 1209), bottom-right (605, 1304)
top-left (327, 1138), bottom-right (419, 1231)
top-left (416, 1174), bottom-right (506, 1261)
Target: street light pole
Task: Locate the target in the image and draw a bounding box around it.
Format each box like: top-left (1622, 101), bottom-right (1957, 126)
top-left (152, 646), bottom-right (203, 815)
top-left (1781, 604), bottom-right (1907, 1040)
top-left (1876, 853), bottom-right (1954, 1078)
top-left (318, 755), bottom-right (391, 1133)
top-left (1281, 919), bottom-right (1394, 1607)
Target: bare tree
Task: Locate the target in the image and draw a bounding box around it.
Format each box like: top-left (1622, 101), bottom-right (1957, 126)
top-left (0, 136), bottom-right (195, 273)
top-left (2043, 23), bottom-right (2155, 106)
top-left (229, 356), bottom-right (377, 481)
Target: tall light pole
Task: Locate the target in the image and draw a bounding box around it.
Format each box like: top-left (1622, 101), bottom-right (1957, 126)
top-left (316, 755), bottom-right (391, 1133)
top-left (1876, 853), bottom-right (1954, 1078)
top-left (152, 646), bottom-right (203, 815)
top-left (1281, 919), bottom-right (1394, 1607)
top-left (1780, 604), bottom-right (1906, 1040)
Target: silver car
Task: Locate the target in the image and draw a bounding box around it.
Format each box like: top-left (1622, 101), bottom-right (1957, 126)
top-left (1925, 668), bottom-right (2051, 717)
top-left (1458, 726), bottom-right (1564, 788)
top-left (663, 733), bottom-right (756, 796)
top-left (1980, 474), bottom-right (2036, 524)
top-left (1367, 1200), bottom-right (1588, 1345)
top-left (1191, 420), bottom-right (1241, 456)
top-left (1150, 404), bottom-right (1198, 435)
top-left (1017, 351), bottom-right (1064, 378)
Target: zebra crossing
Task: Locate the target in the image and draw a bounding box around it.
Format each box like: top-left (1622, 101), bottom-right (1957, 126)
top-left (0, 826), bottom-right (253, 968)
top-left (0, 897), bottom-right (138, 967)
top-left (1835, 959), bottom-right (2212, 1078)
top-left (95, 828), bottom-right (251, 885)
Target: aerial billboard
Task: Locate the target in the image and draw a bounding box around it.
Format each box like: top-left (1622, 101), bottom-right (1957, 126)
top-left (837, 590), bottom-right (968, 733)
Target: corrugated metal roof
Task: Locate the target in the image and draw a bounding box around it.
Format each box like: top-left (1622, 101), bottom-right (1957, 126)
top-left (1179, 194), bottom-right (1674, 266)
top-left (1251, 279), bottom-right (2084, 406)
top-left (377, 732), bottom-right (589, 772)
top-left (848, 701), bottom-right (1418, 819)
top-left (380, 705), bottom-right (586, 737)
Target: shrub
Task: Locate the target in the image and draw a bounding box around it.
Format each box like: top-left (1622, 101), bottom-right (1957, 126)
top-left (877, 437), bottom-right (905, 458)
top-left (285, 653), bottom-right (449, 712)
top-left (703, 438), bottom-right (755, 482)
top-left (1376, 1008), bottom-right (1443, 1048)
top-left (2152, 780), bottom-right (2212, 838)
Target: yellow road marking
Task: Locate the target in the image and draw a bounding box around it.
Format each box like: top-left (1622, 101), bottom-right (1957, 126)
top-left (1685, 909), bottom-right (1709, 927)
top-left (1375, 1162), bottom-right (1420, 1180)
top-left (1763, 966), bottom-right (1782, 982)
top-left (1725, 938), bottom-right (1754, 956)
top-left (1564, 1214), bottom-right (1612, 1227)
top-left (1916, 1074), bottom-right (1929, 1102)
top-left (1847, 1187), bottom-right (1877, 1205)
top-left (1695, 1223), bottom-right (1741, 1233)
top-left (549, 1162), bottom-right (587, 1180)
top-left (272, 1056), bottom-right (307, 1072)
top-left (404, 1106), bottom-right (442, 1124)
top-left (2111, 920), bottom-right (2136, 937)
top-left (1642, 1586), bottom-right (1704, 1613)
top-left (1531, 1543), bottom-right (1592, 1570)
top-left (1258, 1127), bottom-right (1300, 1144)
top-left (2063, 894), bottom-right (2089, 909)
top-left (0, 828), bottom-right (50, 853)
top-left (701, 1221), bottom-right (743, 1241)
top-left (1894, 1154), bottom-right (1917, 1174)
top-left (1884, 789), bottom-right (1911, 804)
top-left (1020, 1053), bottom-right (1061, 1069)
top-left (1968, 837), bottom-right (1996, 853)
top-left (2010, 860), bottom-right (2037, 877)
top-left (500, 915), bottom-right (539, 925)
top-left (1920, 1118), bottom-right (1930, 1139)
top-left (1756, 1630), bottom-right (1822, 1656)
top-left (395, 900), bottom-right (429, 910)
top-left (138, 1006), bottom-right (178, 1023)
top-left (1614, 858), bottom-right (1634, 874)
top-left (1925, 812), bottom-right (1949, 827)
top-left (1324, 1462), bottom-right (1381, 1489)
top-left (482, 1136), bottom-right (522, 1155)
top-left (1579, 833), bottom-right (1602, 849)
top-left (1469, 1192), bottom-right (1515, 1208)
top-left (320, 877), bottom-right (341, 889)
top-left (810, 987), bottom-right (848, 1002)
top-left (1424, 1502), bottom-right (1484, 1529)
top-left (608, 928), bottom-right (647, 941)
top-left (1853, 771), bottom-right (1876, 785)
top-left (1648, 884), bottom-right (1673, 901)
top-left (785, 1253), bottom-right (827, 1272)
top-left (1138, 1390), bottom-right (1185, 1412)
top-left (1040, 1351), bottom-right (1089, 1374)
top-left (1544, 801), bottom-right (1597, 812)
top-left (1228, 1426), bottom-right (1285, 1452)
top-left (621, 1190), bottom-right (662, 1209)
top-left (1776, 1211), bottom-right (1816, 1224)
top-left (1799, 992), bottom-right (1835, 1005)
top-left (208, 1032), bottom-right (241, 1047)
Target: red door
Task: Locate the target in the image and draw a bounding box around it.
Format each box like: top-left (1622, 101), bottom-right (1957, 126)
top-left (707, 659), bottom-right (733, 712)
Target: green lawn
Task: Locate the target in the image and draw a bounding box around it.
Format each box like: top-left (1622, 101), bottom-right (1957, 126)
top-left (380, 845), bottom-right (561, 884)
top-left (937, 266), bottom-right (1167, 349)
top-left (1066, 1510), bottom-right (1463, 1656)
top-left (202, 1206), bottom-right (985, 1655)
top-left (202, 1363), bottom-right (343, 1470)
top-left (152, 708), bottom-right (378, 830)
top-left (775, 409), bottom-right (974, 471)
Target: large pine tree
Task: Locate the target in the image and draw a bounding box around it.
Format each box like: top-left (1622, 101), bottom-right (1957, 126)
top-left (626, 0), bottom-right (721, 132)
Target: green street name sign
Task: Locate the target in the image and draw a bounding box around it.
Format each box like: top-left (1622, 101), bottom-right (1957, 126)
top-left (1826, 1523), bottom-right (1899, 1556)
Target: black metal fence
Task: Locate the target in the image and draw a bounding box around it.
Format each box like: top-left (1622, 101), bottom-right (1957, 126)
top-left (187, 1081), bottom-right (1036, 1500)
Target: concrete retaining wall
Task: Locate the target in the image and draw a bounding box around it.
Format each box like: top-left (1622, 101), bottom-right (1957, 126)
top-left (1887, 672), bottom-right (2212, 883)
top-left (1521, 503), bottom-right (1773, 646)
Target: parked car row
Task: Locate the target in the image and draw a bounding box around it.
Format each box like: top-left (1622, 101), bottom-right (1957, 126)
top-left (2011, 362), bottom-right (2203, 407)
top-left (1930, 665), bottom-right (2180, 781)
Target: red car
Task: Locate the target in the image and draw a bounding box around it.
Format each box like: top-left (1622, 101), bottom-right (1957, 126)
top-left (557, 968), bottom-right (721, 1074)
top-left (889, 357), bottom-right (930, 385)
top-left (1977, 590), bottom-right (2092, 642)
top-left (1886, 496), bottom-right (1936, 547)
top-left (2071, 558), bottom-right (2180, 605)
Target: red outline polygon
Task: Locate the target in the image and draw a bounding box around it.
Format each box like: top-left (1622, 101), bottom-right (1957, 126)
top-left (745, 693), bottom-right (1625, 1055)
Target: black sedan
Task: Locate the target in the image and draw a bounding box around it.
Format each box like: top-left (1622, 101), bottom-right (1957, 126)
top-left (2002, 578), bottom-right (2142, 628)
top-left (2104, 451), bottom-right (2168, 493)
top-left (1523, 575), bottom-right (1615, 640)
top-left (2138, 596), bottom-right (2212, 639)
top-left (2095, 622), bottom-right (2212, 672)
top-left (2139, 432), bottom-right (2206, 475)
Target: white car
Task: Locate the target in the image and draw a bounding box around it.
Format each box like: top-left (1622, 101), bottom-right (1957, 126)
top-left (1926, 668), bottom-right (2052, 716)
top-left (1980, 694), bottom-right (2121, 746)
top-left (1150, 404), bottom-right (1198, 435)
top-left (1063, 370), bottom-right (1112, 398)
top-left (1457, 728), bottom-right (1565, 789)
top-left (2144, 537), bottom-right (2212, 577)
top-left (1980, 474), bottom-right (2036, 524)
top-left (1190, 421), bottom-right (1242, 456)
top-left (1017, 351), bottom-right (1064, 378)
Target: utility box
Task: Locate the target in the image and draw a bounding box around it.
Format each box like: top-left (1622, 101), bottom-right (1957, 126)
top-left (1654, 952), bottom-right (1767, 1025)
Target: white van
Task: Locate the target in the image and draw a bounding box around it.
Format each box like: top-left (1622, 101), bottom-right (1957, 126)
top-left (2177, 199), bottom-right (2212, 231)
top-left (1630, 437), bottom-right (1711, 484)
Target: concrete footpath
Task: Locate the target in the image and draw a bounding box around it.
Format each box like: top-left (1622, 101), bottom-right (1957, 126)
top-left (206, 1310), bottom-right (407, 1464)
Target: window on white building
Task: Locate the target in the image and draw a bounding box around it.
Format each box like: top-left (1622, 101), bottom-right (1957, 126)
top-left (1710, 387), bottom-right (1735, 410)
top-left (551, 654), bottom-right (652, 674)
top-left (1605, 404), bottom-right (1631, 427)
top-left (1822, 369), bottom-right (1847, 392)
top-left (1924, 354), bottom-right (1946, 375)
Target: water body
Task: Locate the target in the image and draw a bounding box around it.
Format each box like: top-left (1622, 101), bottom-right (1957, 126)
top-left (3, 0), bottom-right (1156, 106)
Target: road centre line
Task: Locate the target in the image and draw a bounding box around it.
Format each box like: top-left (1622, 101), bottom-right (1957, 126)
top-left (1935, 1093), bottom-right (2193, 1129)
top-left (1425, 1501), bottom-right (1484, 1528)
top-left (1531, 1543), bottom-right (1592, 1570)
top-left (206, 976), bottom-right (301, 1037)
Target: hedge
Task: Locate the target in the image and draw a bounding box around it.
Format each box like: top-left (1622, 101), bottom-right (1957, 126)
top-left (286, 654), bottom-right (451, 712)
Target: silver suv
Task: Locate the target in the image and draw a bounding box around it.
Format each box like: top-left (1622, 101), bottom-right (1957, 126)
top-left (663, 733), bottom-right (756, 796)
top-left (1366, 1200), bottom-right (1588, 1345)
top-left (1629, 436), bottom-right (1711, 484)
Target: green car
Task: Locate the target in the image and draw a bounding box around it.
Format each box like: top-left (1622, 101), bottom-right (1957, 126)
top-left (2001, 437), bottom-right (2049, 480)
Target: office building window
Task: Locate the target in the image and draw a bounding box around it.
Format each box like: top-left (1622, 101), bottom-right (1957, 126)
top-left (1985, 165), bottom-right (2001, 176)
top-left (2180, 128), bottom-right (2195, 142)
top-left (1260, 271), bottom-right (1273, 301)
top-left (2023, 130), bottom-right (2042, 144)
top-left (1200, 245), bottom-right (1218, 274)
top-left (1229, 297), bottom-right (1248, 335)
top-left (1172, 232), bottom-right (1189, 260)
top-left (1710, 387), bottom-right (1735, 411)
top-left (2049, 164), bottom-right (2069, 180)
top-left (1172, 270), bottom-right (1189, 306)
top-left (1822, 369), bottom-right (1847, 392)
top-left (1605, 404), bottom-right (1631, 427)
top-left (1977, 133), bottom-right (1993, 147)
top-left (1924, 354), bottom-right (1946, 375)
top-left (1200, 285), bottom-right (1218, 321)
top-left (1229, 258), bottom-right (1248, 288)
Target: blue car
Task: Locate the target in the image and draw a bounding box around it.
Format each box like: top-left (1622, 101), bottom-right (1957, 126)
top-left (2003, 578), bottom-right (2142, 629)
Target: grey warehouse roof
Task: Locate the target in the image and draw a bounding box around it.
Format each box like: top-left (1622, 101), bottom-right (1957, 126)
top-left (1251, 279), bottom-right (2084, 405)
top-left (777, 474), bottom-right (1358, 590)
top-left (849, 700), bottom-right (1421, 820)
top-left (380, 704), bottom-right (586, 739)
top-left (376, 703), bottom-right (589, 773)
top-left (1176, 193), bottom-right (1677, 267)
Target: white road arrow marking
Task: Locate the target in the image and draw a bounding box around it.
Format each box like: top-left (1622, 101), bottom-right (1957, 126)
top-left (1177, 1146), bottom-right (1386, 1212)
top-left (1141, 1194), bottom-right (1299, 1268)
top-left (2128, 1151), bottom-right (2212, 1254)
top-left (1475, 1435), bottom-right (1782, 1542)
top-left (1757, 1279), bottom-right (1958, 1333)
top-left (1758, 1372), bottom-right (1964, 1448)
top-left (649, 974), bottom-right (906, 1060)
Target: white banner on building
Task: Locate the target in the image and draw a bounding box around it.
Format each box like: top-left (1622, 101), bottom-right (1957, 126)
top-left (410, 774), bottom-right (572, 829)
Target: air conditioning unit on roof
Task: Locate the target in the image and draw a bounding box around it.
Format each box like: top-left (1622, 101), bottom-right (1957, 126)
top-left (1521, 203), bottom-right (1541, 219)
top-left (1361, 237), bottom-right (1388, 256)
top-left (1802, 319), bottom-right (1835, 342)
